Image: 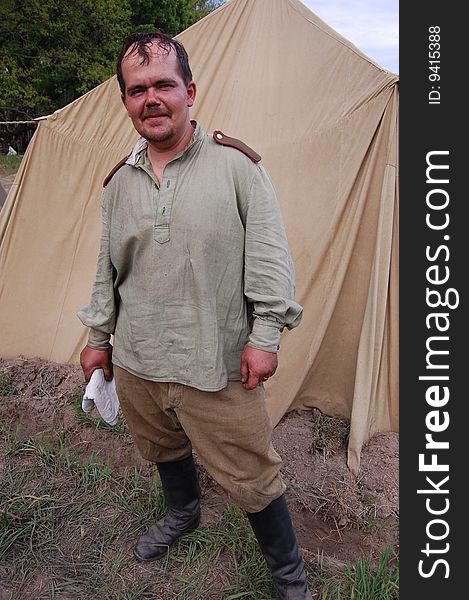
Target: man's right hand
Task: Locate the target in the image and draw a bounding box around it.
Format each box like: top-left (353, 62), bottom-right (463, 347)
top-left (80, 345), bottom-right (113, 383)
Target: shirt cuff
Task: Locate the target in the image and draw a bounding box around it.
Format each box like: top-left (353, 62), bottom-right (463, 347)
top-left (248, 320), bottom-right (281, 353)
top-left (87, 328), bottom-right (112, 350)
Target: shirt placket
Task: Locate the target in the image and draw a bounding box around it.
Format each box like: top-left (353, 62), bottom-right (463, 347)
top-left (153, 161), bottom-right (180, 244)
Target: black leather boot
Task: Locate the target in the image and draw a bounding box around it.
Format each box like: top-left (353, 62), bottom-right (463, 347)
top-left (133, 454), bottom-right (201, 562)
top-left (247, 495), bottom-right (312, 600)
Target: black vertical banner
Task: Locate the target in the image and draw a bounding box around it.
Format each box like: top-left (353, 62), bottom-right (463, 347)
top-left (400, 2), bottom-right (464, 597)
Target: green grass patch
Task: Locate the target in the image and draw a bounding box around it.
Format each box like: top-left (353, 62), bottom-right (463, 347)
top-left (0, 423), bottom-right (398, 599)
top-left (169, 505), bottom-right (276, 599)
top-left (314, 546), bottom-right (399, 599)
top-left (0, 153), bottom-right (22, 176)
top-left (0, 376), bottom-right (18, 396)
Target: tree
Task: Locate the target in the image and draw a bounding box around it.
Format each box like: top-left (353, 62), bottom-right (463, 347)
top-left (130, 0), bottom-right (193, 35)
top-left (0, 0), bottom-right (225, 125)
top-left (189, 0), bottom-right (225, 21)
top-left (0, 0), bottom-right (132, 121)
top-left (129, 0), bottom-right (225, 36)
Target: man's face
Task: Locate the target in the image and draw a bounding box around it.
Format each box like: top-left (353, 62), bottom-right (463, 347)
top-left (121, 43), bottom-right (196, 147)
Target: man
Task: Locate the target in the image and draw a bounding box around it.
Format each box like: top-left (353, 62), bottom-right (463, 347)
top-left (78, 31), bottom-right (311, 600)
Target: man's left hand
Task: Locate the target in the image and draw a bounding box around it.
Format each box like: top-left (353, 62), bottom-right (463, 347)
top-left (240, 346), bottom-right (278, 390)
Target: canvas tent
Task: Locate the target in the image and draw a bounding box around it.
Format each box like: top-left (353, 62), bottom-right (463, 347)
top-left (0, 0), bottom-right (398, 474)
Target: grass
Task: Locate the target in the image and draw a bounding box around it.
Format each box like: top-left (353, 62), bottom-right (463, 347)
top-left (0, 153), bottom-right (23, 176)
top-left (314, 546), bottom-right (399, 599)
top-left (0, 375), bottom-right (18, 396)
top-left (0, 427), bottom-right (274, 599)
top-left (309, 408), bottom-right (350, 459)
top-left (71, 391), bottom-right (128, 435)
top-left (0, 400), bottom-right (398, 599)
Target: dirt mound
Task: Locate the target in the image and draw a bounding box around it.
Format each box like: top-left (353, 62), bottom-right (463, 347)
top-left (0, 355), bottom-right (82, 399)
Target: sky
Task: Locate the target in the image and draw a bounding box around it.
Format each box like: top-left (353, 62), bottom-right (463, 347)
top-left (300, 0), bottom-right (399, 74)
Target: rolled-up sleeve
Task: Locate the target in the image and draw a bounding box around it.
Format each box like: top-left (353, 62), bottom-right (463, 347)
top-left (244, 166), bottom-right (303, 352)
top-left (76, 188), bottom-right (117, 349)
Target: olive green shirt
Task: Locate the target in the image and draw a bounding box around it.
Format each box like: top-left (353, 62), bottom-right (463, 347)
top-left (77, 123), bottom-right (303, 391)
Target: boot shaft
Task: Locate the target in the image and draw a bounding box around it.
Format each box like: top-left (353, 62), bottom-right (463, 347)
top-left (157, 454), bottom-right (201, 509)
top-left (247, 495), bottom-right (312, 600)
top-left (134, 454), bottom-right (201, 563)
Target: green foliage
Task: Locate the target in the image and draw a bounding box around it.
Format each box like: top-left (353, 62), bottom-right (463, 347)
top-left (0, 0), bottom-right (132, 120)
top-left (130, 0), bottom-right (193, 34)
top-left (124, 0), bottom-right (225, 38)
top-left (187, 1), bottom-right (225, 23)
top-left (0, 154), bottom-right (23, 176)
top-left (0, 0), bottom-right (225, 122)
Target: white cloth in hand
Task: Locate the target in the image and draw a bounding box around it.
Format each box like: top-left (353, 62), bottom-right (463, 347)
top-left (82, 368), bottom-right (120, 426)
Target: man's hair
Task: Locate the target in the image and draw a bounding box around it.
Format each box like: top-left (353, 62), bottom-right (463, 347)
top-left (116, 31), bottom-right (193, 93)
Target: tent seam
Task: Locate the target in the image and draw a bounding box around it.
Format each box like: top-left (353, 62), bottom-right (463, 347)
top-left (40, 116), bottom-right (137, 155)
top-left (286, 0), bottom-right (397, 75)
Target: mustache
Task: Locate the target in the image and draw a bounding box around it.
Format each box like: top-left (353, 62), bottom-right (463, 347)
top-left (143, 111), bottom-right (170, 119)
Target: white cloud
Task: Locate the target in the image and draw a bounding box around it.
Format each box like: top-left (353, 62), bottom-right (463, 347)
top-left (300, 0), bottom-right (399, 73)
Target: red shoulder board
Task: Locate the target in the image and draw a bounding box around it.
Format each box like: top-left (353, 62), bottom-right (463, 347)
top-left (213, 130), bottom-right (261, 163)
top-left (103, 155), bottom-right (129, 187)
